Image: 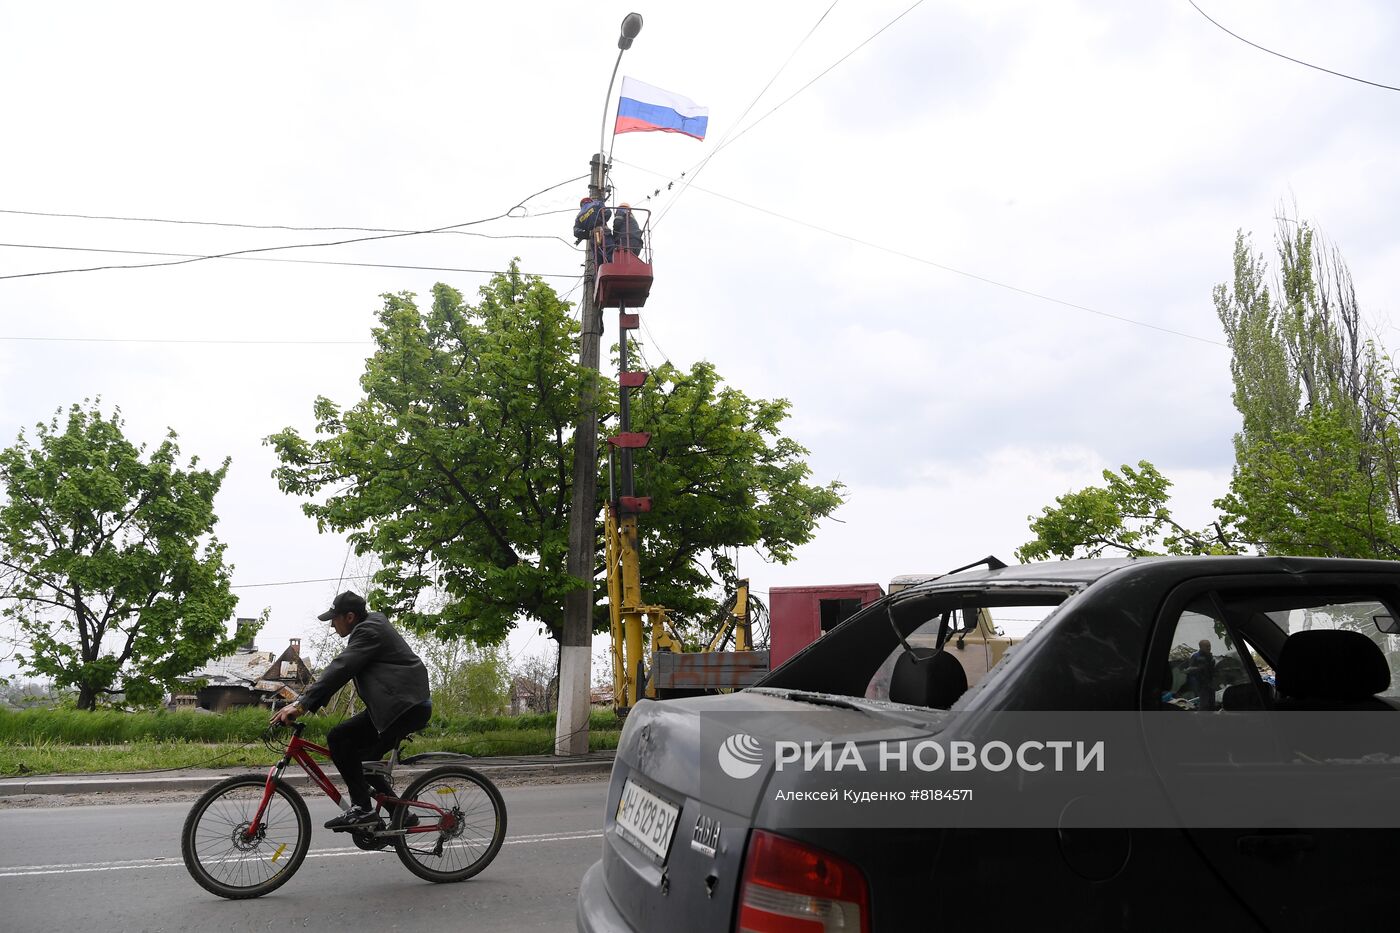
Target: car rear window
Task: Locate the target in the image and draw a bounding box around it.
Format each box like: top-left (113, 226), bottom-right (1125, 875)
top-left (864, 603), bottom-right (1063, 702)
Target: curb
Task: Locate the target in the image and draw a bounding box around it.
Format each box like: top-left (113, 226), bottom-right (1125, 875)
top-left (0, 757), bottom-right (616, 797)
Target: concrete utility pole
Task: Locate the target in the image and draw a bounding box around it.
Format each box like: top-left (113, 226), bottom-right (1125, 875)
top-left (555, 13), bottom-right (644, 757)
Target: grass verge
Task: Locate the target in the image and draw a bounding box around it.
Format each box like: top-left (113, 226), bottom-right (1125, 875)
top-left (0, 707), bottom-right (623, 776)
top-left (0, 706), bottom-right (621, 745)
top-left (0, 729), bottom-right (621, 777)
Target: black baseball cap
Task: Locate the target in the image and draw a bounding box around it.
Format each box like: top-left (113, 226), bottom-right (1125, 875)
top-left (317, 590), bottom-right (367, 622)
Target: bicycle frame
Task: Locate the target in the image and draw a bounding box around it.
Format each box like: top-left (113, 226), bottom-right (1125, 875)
top-left (245, 722), bottom-right (456, 840)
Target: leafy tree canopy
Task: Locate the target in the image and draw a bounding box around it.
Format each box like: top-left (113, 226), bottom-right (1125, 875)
top-left (267, 264), bottom-right (843, 644)
top-left (1016, 461), bottom-right (1234, 561)
top-left (1213, 215), bottom-right (1400, 558)
top-left (631, 358), bottom-right (844, 622)
top-left (0, 401), bottom-right (248, 709)
top-left (1020, 211), bottom-right (1400, 562)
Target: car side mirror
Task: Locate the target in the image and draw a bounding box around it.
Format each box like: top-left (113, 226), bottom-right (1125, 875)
top-left (1375, 614), bottom-right (1400, 635)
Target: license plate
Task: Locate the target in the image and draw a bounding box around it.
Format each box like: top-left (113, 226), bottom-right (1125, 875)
top-left (615, 778), bottom-right (680, 863)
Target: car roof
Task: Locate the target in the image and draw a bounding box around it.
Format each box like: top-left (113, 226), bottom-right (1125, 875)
top-left (891, 555), bottom-right (1400, 597)
top-left (891, 557), bottom-right (1138, 592)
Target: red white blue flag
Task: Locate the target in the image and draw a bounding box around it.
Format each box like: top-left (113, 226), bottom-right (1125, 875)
top-left (614, 77), bottom-right (708, 141)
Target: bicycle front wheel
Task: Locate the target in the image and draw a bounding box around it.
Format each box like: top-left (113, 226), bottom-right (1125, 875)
top-left (393, 765), bottom-right (506, 883)
top-left (181, 774), bottom-right (311, 899)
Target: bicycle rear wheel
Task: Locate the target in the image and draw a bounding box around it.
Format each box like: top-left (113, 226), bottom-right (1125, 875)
top-left (392, 765), bottom-right (506, 883)
top-left (181, 774), bottom-right (311, 899)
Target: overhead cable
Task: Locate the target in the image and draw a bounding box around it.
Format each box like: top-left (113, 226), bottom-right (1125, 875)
top-left (651, 0), bottom-right (841, 229)
top-left (0, 242), bottom-right (579, 279)
top-left (0, 335), bottom-right (372, 346)
top-left (232, 574), bottom-right (375, 589)
top-left (0, 206), bottom-right (579, 245)
top-left (620, 160), bottom-right (1227, 348)
top-left (1188, 0), bottom-right (1400, 93)
top-left (0, 173), bottom-right (587, 282)
top-left (650, 0), bottom-right (929, 228)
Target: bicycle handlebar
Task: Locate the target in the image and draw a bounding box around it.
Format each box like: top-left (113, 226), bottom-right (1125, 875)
top-left (262, 718), bottom-right (306, 747)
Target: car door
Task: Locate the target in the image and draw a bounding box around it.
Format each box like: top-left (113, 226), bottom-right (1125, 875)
top-left (1140, 576), bottom-right (1400, 933)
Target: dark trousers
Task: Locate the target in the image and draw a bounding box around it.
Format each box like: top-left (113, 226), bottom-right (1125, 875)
top-left (327, 703), bottom-right (432, 809)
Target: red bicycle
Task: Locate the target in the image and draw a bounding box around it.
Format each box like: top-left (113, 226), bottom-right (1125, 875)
top-left (180, 720), bottom-right (506, 898)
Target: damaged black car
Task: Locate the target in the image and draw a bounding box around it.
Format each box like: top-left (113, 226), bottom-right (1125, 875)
top-left (578, 556), bottom-right (1400, 933)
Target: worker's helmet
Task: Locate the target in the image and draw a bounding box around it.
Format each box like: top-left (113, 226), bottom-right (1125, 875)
top-left (580, 196), bottom-right (593, 205)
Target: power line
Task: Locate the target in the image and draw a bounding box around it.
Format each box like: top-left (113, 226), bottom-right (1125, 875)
top-left (559, 275), bottom-right (587, 304)
top-left (232, 574), bottom-right (374, 589)
top-left (0, 206), bottom-right (579, 245)
top-left (0, 205), bottom-right (579, 245)
top-left (652, 1), bottom-right (841, 229)
top-left (0, 242), bottom-right (579, 279)
top-left (1188, 0), bottom-right (1400, 93)
top-left (638, 316), bottom-right (673, 367)
top-left (517, 208), bottom-right (579, 218)
top-left (0, 262), bottom-right (587, 345)
top-left (620, 159), bottom-right (1227, 348)
top-left (650, 0), bottom-right (929, 228)
top-left (732, 0), bottom-right (928, 147)
top-left (0, 335), bottom-right (370, 346)
top-left (0, 174), bottom-right (587, 282)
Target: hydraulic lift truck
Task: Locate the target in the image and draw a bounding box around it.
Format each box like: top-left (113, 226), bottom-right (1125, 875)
top-left (594, 210), bottom-right (1017, 712)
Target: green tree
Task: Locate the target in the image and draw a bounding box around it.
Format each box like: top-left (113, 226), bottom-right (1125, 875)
top-left (1214, 216), bottom-right (1400, 557)
top-left (1015, 461), bottom-right (1234, 561)
top-left (414, 636), bottom-right (510, 718)
top-left (266, 265), bottom-right (843, 644)
top-left (629, 357), bottom-right (845, 625)
top-left (511, 648), bottom-right (558, 713)
top-left (1019, 211), bottom-right (1400, 561)
top-left (0, 402), bottom-right (249, 709)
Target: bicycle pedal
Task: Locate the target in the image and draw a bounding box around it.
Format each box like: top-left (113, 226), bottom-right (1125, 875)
top-left (330, 817), bottom-right (385, 834)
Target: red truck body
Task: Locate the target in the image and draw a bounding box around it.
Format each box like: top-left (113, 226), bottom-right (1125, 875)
top-left (768, 583), bottom-right (886, 668)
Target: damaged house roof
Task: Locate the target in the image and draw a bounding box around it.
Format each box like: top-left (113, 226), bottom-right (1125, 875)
top-left (177, 640), bottom-right (312, 694)
top-left (180, 648), bottom-right (278, 688)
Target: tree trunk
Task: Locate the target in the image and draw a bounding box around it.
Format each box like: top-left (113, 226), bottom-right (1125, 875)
top-left (77, 685), bottom-right (98, 711)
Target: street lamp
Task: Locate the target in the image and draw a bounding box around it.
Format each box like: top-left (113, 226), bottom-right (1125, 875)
top-left (618, 12), bottom-right (643, 48)
top-left (600, 13), bottom-right (644, 162)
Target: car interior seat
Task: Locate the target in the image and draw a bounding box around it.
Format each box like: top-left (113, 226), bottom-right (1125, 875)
top-left (1273, 629), bottom-right (1394, 711)
top-left (1221, 682), bottom-right (1269, 710)
top-left (889, 646), bottom-right (968, 709)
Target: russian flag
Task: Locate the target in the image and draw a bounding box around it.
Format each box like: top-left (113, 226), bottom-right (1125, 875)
top-left (614, 77), bottom-right (708, 141)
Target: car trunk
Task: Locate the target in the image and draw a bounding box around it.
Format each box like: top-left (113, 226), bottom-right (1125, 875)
top-left (598, 689), bottom-right (947, 933)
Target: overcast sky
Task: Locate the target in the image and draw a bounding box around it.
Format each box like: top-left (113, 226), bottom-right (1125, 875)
top-left (3, 0), bottom-right (1399, 675)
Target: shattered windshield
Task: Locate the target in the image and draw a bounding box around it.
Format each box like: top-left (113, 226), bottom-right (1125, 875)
top-left (865, 601), bottom-right (1064, 701)
top-left (761, 586), bottom-right (1073, 702)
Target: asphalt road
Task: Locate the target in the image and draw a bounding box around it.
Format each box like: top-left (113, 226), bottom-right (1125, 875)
top-left (0, 777), bottom-right (609, 933)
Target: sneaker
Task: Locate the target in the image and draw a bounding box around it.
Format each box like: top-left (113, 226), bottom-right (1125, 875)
top-left (324, 806), bottom-right (381, 832)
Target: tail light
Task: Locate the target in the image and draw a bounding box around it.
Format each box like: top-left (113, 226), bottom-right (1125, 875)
top-left (735, 829), bottom-right (870, 933)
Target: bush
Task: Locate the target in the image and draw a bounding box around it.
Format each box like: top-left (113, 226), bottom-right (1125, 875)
top-left (417, 641), bottom-right (511, 718)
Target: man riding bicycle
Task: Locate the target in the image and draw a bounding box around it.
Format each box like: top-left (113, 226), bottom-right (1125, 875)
top-left (270, 590), bottom-right (432, 831)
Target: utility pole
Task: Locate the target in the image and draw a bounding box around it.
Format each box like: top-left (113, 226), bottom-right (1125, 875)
top-left (556, 152), bottom-right (606, 756)
top-left (556, 13), bottom-right (643, 757)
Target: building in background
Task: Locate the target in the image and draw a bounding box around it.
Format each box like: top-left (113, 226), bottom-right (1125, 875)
top-left (169, 623), bottom-right (312, 711)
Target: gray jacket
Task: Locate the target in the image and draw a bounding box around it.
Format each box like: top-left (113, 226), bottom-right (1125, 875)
top-left (299, 612), bottom-right (431, 732)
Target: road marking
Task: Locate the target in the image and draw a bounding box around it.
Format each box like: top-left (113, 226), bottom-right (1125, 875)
top-left (0, 830), bottom-right (603, 878)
